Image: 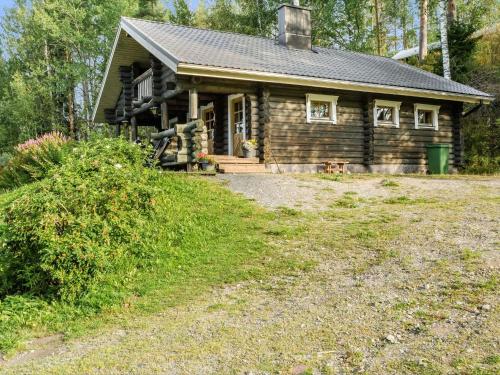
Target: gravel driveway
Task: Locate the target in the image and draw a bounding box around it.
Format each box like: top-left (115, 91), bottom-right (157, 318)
top-left (216, 173), bottom-right (500, 210)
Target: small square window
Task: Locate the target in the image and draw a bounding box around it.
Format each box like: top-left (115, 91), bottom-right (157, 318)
top-left (306, 94), bottom-right (339, 124)
top-left (414, 104), bottom-right (440, 130)
top-left (311, 100), bottom-right (331, 120)
top-left (376, 106), bottom-right (394, 123)
top-left (417, 110), bottom-right (433, 126)
top-left (373, 100), bottom-right (401, 128)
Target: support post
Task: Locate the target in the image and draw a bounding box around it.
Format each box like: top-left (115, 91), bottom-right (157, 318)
top-left (189, 88), bottom-right (198, 120)
top-left (130, 116), bottom-right (138, 142)
top-left (115, 123), bottom-right (121, 138)
top-left (258, 87), bottom-right (270, 163)
top-left (122, 120), bottom-right (130, 140)
top-left (363, 95), bottom-right (374, 168)
top-left (161, 101), bottom-right (169, 130)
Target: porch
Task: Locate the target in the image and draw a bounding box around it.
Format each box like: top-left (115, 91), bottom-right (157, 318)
top-left (104, 60), bottom-right (267, 173)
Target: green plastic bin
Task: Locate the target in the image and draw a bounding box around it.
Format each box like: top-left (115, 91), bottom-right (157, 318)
top-left (426, 144), bottom-right (450, 174)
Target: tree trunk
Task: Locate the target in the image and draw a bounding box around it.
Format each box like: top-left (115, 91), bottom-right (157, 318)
top-left (67, 87), bottom-right (76, 138)
top-left (419, 0), bottom-right (428, 61)
top-left (374, 0), bottom-right (382, 55)
top-left (439, 0), bottom-right (451, 79)
top-left (447, 0), bottom-right (457, 23)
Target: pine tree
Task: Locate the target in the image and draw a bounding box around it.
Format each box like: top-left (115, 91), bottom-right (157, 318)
top-left (193, 0), bottom-right (209, 28)
top-left (419, 0), bottom-right (428, 61)
top-left (208, 0), bottom-right (236, 32)
top-left (134, 0), bottom-right (166, 21)
top-left (170, 0), bottom-right (193, 26)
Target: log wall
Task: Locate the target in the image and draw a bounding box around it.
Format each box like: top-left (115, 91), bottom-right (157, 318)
top-left (266, 87), bottom-right (365, 165)
top-left (264, 85), bottom-right (462, 172)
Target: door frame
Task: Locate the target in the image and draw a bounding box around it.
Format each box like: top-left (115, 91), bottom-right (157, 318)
top-left (227, 93), bottom-right (246, 156)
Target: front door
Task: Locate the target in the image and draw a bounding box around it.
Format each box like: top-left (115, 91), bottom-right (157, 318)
top-left (229, 94), bottom-right (246, 156)
top-left (201, 103), bottom-right (215, 154)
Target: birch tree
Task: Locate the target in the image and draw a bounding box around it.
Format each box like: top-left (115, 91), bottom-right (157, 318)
top-left (439, 0), bottom-right (451, 79)
top-left (419, 0), bottom-right (428, 61)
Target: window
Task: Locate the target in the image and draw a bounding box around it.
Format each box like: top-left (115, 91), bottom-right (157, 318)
top-left (233, 98), bottom-right (245, 133)
top-left (306, 94), bottom-right (339, 124)
top-left (414, 104), bottom-right (440, 130)
top-left (373, 99), bottom-right (401, 128)
top-left (201, 102), bottom-right (215, 139)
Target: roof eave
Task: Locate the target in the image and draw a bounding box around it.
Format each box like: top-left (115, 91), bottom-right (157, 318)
top-left (177, 63), bottom-right (493, 104)
top-left (93, 17), bottom-right (181, 123)
top-left (92, 24), bottom-right (123, 123)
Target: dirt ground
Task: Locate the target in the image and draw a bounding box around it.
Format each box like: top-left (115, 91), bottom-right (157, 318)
top-left (1, 174), bottom-right (499, 375)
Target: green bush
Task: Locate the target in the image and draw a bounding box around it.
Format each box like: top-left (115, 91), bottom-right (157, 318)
top-left (0, 138), bottom-right (160, 301)
top-left (0, 132), bottom-right (70, 190)
top-left (463, 154), bottom-right (500, 174)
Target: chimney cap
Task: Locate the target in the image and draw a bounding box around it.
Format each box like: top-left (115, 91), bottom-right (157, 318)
top-left (278, 3), bottom-right (311, 11)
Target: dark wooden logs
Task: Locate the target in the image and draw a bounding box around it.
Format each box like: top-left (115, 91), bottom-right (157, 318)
top-left (258, 87), bottom-right (270, 162)
top-left (363, 97), bottom-right (374, 166)
top-left (119, 66), bottom-right (133, 119)
top-left (130, 116), bottom-right (138, 142)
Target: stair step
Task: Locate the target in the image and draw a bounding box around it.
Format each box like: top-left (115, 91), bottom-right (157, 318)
top-left (214, 155), bottom-right (259, 164)
top-left (219, 164), bottom-right (268, 174)
top-left (214, 157), bottom-right (260, 165)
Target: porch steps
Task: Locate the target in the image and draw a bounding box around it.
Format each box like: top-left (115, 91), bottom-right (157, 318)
top-left (212, 155), bottom-right (268, 174)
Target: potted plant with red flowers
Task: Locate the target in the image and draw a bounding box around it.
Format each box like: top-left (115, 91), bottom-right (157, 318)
top-left (196, 152), bottom-right (215, 171)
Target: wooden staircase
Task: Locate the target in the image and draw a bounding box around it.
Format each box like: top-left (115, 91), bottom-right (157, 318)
top-left (212, 155), bottom-right (268, 174)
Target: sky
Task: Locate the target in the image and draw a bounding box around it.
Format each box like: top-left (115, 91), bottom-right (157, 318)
top-left (0, 0), bottom-right (201, 19)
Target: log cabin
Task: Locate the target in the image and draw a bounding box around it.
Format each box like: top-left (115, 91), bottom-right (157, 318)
top-left (92, 2), bottom-right (493, 173)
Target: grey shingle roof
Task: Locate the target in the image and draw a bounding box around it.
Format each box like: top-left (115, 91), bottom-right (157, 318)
top-left (122, 17), bottom-right (492, 99)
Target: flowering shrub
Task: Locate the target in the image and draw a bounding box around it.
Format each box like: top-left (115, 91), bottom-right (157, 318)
top-left (0, 138), bottom-right (159, 301)
top-left (0, 131), bottom-right (70, 190)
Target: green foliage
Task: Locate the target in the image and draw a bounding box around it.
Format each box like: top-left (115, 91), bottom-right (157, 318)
top-left (463, 155), bottom-right (500, 174)
top-left (0, 132), bottom-right (70, 190)
top-left (169, 0), bottom-right (194, 26)
top-left (134, 0), bottom-right (166, 20)
top-left (0, 146), bottom-right (289, 353)
top-left (432, 19), bottom-right (479, 83)
top-left (0, 138), bottom-right (158, 301)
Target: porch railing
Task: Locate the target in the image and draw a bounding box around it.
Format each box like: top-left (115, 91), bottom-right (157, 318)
top-left (133, 68), bottom-right (153, 101)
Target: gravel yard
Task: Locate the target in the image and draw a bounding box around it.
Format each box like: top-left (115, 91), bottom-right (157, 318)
top-left (216, 173), bottom-right (499, 209)
top-left (2, 174), bottom-right (499, 375)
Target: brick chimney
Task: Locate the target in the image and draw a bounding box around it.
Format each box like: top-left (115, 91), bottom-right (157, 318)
top-left (278, 1), bottom-right (312, 50)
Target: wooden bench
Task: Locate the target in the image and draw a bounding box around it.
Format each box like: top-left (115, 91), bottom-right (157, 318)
top-left (323, 160), bottom-right (349, 174)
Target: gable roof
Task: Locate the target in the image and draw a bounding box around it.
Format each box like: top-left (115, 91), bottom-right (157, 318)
top-left (93, 17), bottom-right (492, 122)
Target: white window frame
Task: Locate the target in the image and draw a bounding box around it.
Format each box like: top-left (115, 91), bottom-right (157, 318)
top-left (373, 99), bottom-right (401, 128)
top-left (414, 104), bottom-right (440, 130)
top-left (306, 93), bottom-right (339, 124)
top-left (227, 94), bottom-right (246, 156)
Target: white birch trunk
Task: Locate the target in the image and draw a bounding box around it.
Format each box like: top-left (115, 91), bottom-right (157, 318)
top-left (439, 0), bottom-right (451, 79)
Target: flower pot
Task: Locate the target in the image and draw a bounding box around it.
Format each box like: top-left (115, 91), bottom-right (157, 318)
top-left (200, 162), bottom-right (215, 171)
top-left (243, 148), bottom-right (257, 158)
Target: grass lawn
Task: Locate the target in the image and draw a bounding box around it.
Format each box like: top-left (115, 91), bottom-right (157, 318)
top-left (0, 173), bottom-right (310, 357)
top-left (1, 174), bottom-right (499, 374)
